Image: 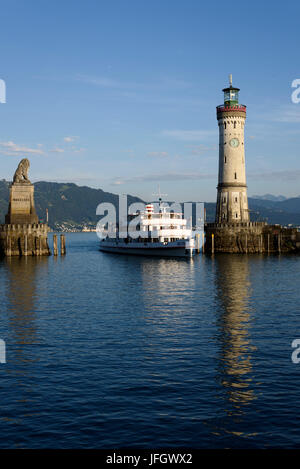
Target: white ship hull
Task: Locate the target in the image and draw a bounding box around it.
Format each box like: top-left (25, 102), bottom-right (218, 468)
top-left (99, 239), bottom-right (196, 257)
top-left (98, 199), bottom-right (202, 258)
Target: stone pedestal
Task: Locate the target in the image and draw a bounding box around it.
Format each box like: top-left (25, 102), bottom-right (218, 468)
top-left (0, 159), bottom-right (51, 257)
top-left (0, 165), bottom-right (50, 256)
top-left (5, 182), bottom-right (38, 225)
top-left (0, 224), bottom-right (50, 257)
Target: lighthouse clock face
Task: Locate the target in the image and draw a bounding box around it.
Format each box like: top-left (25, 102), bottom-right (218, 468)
top-left (229, 137), bottom-right (239, 148)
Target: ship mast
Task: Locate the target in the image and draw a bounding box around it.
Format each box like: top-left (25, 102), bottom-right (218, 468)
top-left (152, 185), bottom-right (167, 210)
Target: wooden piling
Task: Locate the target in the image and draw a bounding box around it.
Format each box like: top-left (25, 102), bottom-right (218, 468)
top-left (196, 234), bottom-right (200, 254)
top-left (211, 233), bottom-right (214, 254)
top-left (60, 234), bottom-right (66, 256)
top-left (53, 234), bottom-right (58, 256)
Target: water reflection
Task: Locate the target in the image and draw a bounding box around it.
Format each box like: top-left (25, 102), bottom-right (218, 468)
top-left (138, 258), bottom-right (198, 361)
top-left (214, 255), bottom-right (256, 414)
top-left (4, 257), bottom-right (48, 358)
top-left (140, 258), bottom-right (196, 317)
top-left (0, 257), bottom-right (49, 428)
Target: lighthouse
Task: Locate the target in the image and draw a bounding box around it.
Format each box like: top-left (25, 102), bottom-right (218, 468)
top-left (205, 76), bottom-right (299, 253)
top-left (215, 75), bottom-right (249, 223)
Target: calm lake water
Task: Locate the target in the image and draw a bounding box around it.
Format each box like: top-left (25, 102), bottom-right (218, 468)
top-left (0, 232), bottom-right (299, 449)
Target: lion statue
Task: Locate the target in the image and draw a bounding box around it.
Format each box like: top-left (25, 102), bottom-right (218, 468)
top-left (13, 158), bottom-right (31, 184)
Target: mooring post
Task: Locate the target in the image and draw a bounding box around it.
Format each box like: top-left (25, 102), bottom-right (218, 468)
top-left (196, 234), bottom-right (200, 254)
top-left (53, 234), bottom-right (58, 256)
top-left (60, 234), bottom-right (66, 256)
top-left (211, 233), bottom-right (214, 254)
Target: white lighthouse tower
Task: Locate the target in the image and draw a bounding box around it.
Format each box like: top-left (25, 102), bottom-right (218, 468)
top-left (215, 75), bottom-right (249, 223)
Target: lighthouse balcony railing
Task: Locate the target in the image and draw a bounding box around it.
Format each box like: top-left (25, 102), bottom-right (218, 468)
top-left (216, 104), bottom-right (247, 112)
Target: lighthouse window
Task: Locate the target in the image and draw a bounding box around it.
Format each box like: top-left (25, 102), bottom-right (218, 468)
top-left (235, 213), bottom-right (238, 218)
top-left (224, 123), bottom-right (226, 129)
top-left (235, 197), bottom-right (238, 202)
top-left (234, 122), bottom-right (236, 129)
top-left (224, 156), bottom-right (226, 163)
top-left (234, 172), bottom-right (237, 179)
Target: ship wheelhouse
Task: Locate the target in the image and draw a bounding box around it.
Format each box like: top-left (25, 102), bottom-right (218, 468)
top-left (135, 203), bottom-right (191, 243)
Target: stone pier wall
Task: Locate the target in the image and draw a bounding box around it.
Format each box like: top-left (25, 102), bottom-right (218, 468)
top-left (205, 222), bottom-right (300, 253)
top-left (0, 223), bottom-right (51, 257)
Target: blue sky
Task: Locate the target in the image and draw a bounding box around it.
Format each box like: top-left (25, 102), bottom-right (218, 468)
top-left (0, 0), bottom-right (300, 202)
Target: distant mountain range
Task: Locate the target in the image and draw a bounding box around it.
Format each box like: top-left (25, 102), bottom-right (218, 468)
top-left (0, 180), bottom-right (143, 230)
top-left (205, 196), bottom-right (300, 226)
top-left (251, 194), bottom-right (288, 202)
top-left (0, 179), bottom-right (299, 229)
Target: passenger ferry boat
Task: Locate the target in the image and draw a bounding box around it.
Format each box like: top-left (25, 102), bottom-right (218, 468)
top-left (99, 199), bottom-right (198, 257)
